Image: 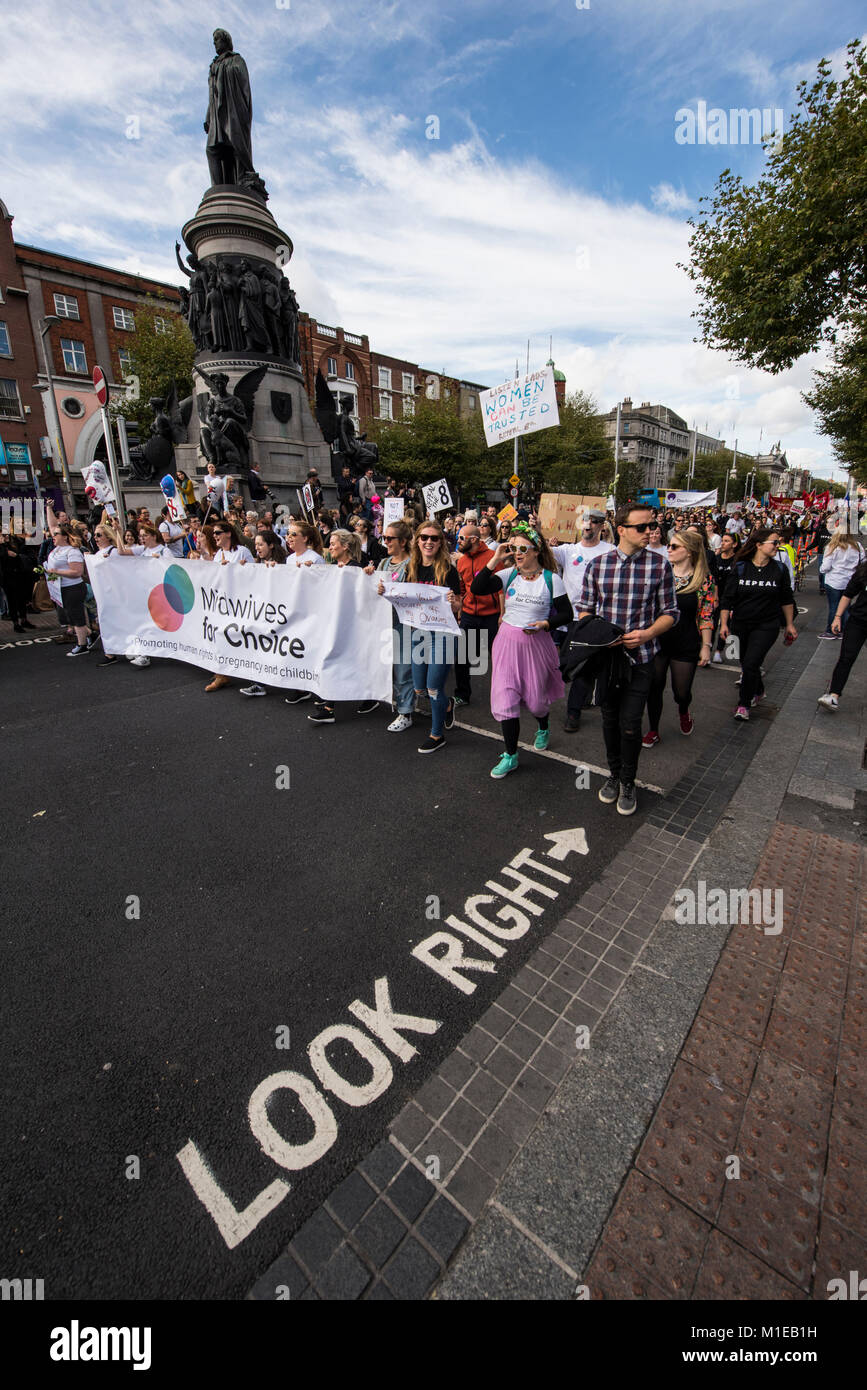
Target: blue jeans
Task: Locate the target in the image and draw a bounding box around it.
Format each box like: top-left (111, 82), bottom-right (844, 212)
top-left (393, 619), bottom-right (414, 715)
top-left (411, 634), bottom-right (454, 738)
top-left (825, 584), bottom-right (849, 633)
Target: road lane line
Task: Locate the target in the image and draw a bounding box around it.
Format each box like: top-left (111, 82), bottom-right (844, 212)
top-left (453, 719), bottom-right (664, 794)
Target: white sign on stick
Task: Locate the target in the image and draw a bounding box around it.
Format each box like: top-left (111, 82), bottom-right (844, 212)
top-left (481, 366), bottom-right (560, 447)
top-left (383, 498), bottom-right (404, 529)
top-left (423, 479), bottom-right (453, 515)
top-left (377, 581), bottom-right (461, 635)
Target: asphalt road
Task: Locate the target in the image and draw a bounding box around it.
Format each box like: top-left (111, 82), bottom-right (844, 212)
top-left (1, 633), bottom-right (648, 1300)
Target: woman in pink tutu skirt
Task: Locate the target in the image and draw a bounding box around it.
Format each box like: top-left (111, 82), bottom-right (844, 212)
top-left (470, 522), bottom-right (572, 778)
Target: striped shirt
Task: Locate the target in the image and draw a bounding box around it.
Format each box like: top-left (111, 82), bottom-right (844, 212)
top-left (577, 546), bottom-right (679, 664)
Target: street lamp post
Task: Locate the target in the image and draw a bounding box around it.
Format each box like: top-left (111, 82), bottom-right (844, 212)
top-left (36, 316), bottom-right (75, 511)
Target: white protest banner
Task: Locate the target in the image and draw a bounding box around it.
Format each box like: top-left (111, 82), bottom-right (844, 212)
top-left (47, 577), bottom-right (63, 606)
top-left (377, 581), bottom-right (461, 635)
top-left (383, 498), bottom-right (404, 529)
top-left (85, 554), bottom-right (393, 702)
top-left (663, 489), bottom-right (719, 509)
top-left (481, 366), bottom-right (560, 447)
top-left (423, 478), bottom-right (453, 515)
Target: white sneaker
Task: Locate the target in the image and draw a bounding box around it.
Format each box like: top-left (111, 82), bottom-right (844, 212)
top-left (387, 714), bottom-right (413, 732)
top-left (129, 656), bottom-right (151, 668)
top-left (817, 693), bottom-right (839, 712)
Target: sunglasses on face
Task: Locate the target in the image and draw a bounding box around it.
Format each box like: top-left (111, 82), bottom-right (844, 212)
top-left (419, 536), bottom-right (440, 543)
top-left (512, 545), bottom-right (534, 555)
top-left (624, 523), bottom-right (652, 533)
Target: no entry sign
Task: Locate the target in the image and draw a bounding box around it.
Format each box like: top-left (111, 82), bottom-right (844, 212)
top-left (93, 366), bottom-right (109, 407)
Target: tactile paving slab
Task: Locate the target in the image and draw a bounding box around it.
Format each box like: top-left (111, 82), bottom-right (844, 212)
top-left (584, 1241), bottom-right (672, 1300)
top-left (604, 1170), bottom-right (711, 1299)
top-left (764, 1008), bottom-right (839, 1082)
top-left (716, 1162), bottom-right (818, 1291)
top-left (737, 1104), bottom-right (824, 1206)
top-left (652, 1058), bottom-right (745, 1149)
top-left (638, 1120), bottom-right (729, 1223)
top-left (693, 1228), bottom-right (805, 1301)
top-left (748, 1051), bottom-right (832, 1141)
top-left (701, 954), bottom-right (778, 1045)
top-left (681, 1016), bottom-right (759, 1096)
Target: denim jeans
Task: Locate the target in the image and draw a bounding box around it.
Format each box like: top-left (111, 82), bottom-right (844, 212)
top-left (393, 619), bottom-right (415, 715)
top-left (411, 633), bottom-right (455, 738)
top-left (825, 584), bottom-right (849, 633)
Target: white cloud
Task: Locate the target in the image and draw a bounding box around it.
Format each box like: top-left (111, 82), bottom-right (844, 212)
top-left (650, 183), bottom-right (695, 213)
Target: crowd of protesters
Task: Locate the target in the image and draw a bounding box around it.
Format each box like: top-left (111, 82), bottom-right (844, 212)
top-left (3, 468), bottom-right (866, 813)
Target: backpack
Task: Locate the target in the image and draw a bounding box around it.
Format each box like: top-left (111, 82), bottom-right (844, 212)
top-left (504, 568), bottom-right (554, 597)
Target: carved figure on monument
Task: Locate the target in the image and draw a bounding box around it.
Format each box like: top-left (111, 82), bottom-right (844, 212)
top-left (175, 242), bottom-right (209, 349)
top-left (218, 258), bottom-right (243, 351)
top-left (205, 267), bottom-right (229, 352)
top-left (238, 260), bottom-right (270, 353)
top-left (204, 29), bottom-right (268, 199)
top-left (196, 365), bottom-right (267, 474)
top-left (123, 384), bottom-right (192, 482)
top-left (280, 278), bottom-right (300, 363)
top-left (315, 370), bottom-right (379, 474)
top-left (259, 269), bottom-right (283, 356)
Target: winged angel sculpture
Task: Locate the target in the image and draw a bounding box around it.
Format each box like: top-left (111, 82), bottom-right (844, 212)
top-left (196, 364), bottom-right (267, 474)
top-left (124, 382), bottom-right (193, 482)
top-left (314, 370), bottom-right (379, 474)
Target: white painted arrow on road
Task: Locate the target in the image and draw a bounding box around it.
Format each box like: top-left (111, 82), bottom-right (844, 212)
top-left (544, 828), bottom-right (589, 861)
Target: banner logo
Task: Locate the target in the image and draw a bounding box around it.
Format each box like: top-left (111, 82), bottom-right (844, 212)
top-left (148, 565), bottom-right (195, 631)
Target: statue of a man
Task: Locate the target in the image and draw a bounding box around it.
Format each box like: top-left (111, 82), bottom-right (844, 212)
top-left (204, 29), bottom-right (253, 186)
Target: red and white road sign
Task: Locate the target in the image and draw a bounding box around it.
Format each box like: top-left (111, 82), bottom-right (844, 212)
top-left (93, 366), bottom-right (109, 407)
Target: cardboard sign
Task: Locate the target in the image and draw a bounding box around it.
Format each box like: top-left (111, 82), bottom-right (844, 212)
top-left (423, 478), bottom-right (453, 515)
top-left (497, 503), bottom-right (518, 523)
top-left (302, 482), bottom-right (316, 514)
top-left (537, 494), bottom-right (608, 543)
top-left (383, 498), bottom-right (405, 529)
top-left (481, 366), bottom-right (560, 447)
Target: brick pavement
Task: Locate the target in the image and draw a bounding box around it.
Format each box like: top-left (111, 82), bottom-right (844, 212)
top-left (583, 822), bottom-right (866, 1299)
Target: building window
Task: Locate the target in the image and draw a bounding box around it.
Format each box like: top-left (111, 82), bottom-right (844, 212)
top-left (327, 356), bottom-right (338, 376)
top-left (153, 317), bottom-right (170, 335)
top-left (60, 337), bottom-right (87, 373)
top-left (379, 392), bottom-right (392, 420)
top-left (345, 361), bottom-right (355, 380)
top-left (403, 395), bottom-right (415, 418)
top-left (53, 293), bottom-right (80, 319)
top-left (443, 387), bottom-right (451, 399)
top-left (0, 322), bottom-right (10, 356)
top-left (468, 395), bottom-right (476, 409)
top-left (622, 422), bottom-right (629, 432)
top-left (402, 372), bottom-right (413, 394)
top-left (61, 396), bottom-right (85, 418)
top-left (118, 347), bottom-right (132, 376)
top-left (378, 366), bottom-right (391, 390)
top-left (113, 306), bottom-right (135, 331)
top-left (0, 377), bottom-right (23, 418)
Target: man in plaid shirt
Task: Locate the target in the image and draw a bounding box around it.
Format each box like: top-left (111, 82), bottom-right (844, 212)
top-left (577, 503), bottom-right (679, 815)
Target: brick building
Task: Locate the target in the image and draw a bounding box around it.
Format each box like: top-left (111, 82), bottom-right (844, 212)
top-left (0, 198), bottom-right (50, 497)
top-left (15, 233), bottom-right (179, 484)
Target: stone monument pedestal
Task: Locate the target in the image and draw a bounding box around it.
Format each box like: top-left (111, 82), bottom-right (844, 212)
top-left (178, 185), bottom-right (329, 491)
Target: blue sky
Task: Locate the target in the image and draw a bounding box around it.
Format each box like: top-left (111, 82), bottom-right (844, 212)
top-left (2, 0), bottom-right (864, 478)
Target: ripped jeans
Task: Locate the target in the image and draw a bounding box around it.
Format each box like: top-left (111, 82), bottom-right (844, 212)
top-left (411, 632), bottom-right (455, 739)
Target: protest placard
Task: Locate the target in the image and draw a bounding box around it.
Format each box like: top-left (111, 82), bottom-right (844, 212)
top-left (481, 366), bottom-right (560, 447)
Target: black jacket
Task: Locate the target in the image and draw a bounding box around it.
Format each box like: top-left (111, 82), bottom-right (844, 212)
top-left (559, 614), bottom-right (634, 703)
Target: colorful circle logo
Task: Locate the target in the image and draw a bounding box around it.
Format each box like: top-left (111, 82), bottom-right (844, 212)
top-left (148, 565), bottom-right (195, 632)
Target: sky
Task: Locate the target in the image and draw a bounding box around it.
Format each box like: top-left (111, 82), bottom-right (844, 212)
top-left (1, 0), bottom-right (863, 480)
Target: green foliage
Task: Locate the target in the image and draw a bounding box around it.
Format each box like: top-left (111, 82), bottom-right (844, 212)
top-left (683, 40), bottom-right (867, 373)
top-left (109, 299), bottom-right (195, 434)
top-left (803, 319), bottom-right (867, 481)
top-left (365, 388), bottom-right (614, 505)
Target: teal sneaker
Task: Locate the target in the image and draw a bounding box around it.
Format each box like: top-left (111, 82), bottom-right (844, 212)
top-left (491, 752), bottom-right (519, 779)
top-left (534, 728), bottom-right (550, 750)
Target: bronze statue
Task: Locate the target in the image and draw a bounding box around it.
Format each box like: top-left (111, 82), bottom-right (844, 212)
top-left (315, 370), bottom-right (379, 473)
top-left (196, 365), bottom-right (267, 474)
top-left (238, 259), bottom-right (269, 352)
top-left (205, 29), bottom-right (253, 186)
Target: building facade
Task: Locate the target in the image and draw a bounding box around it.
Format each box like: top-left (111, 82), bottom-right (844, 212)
top-left (0, 199), bottom-right (47, 496)
top-left (602, 398), bottom-right (697, 489)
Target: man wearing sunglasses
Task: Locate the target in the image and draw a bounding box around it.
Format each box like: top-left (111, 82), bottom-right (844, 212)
top-left (576, 504), bottom-right (679, 815)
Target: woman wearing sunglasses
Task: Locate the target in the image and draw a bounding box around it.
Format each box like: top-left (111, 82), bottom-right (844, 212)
top-left (642, 529), bottom-right (716, 746)
top-left (471, 522), bottom-right (571, 778)
top-left (392, 521), bottom-right (463, 753)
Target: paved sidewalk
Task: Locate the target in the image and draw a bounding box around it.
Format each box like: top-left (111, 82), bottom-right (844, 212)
top-left (435, 634), bottom-right (865, 1299)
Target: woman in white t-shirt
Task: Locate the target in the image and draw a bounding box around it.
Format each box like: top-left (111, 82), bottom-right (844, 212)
top-left (238, 530), bottom-right (290, 698)
top-left (470, 523), bottom-right (572, 779)
top-left (45, 525), bottom-right (95, 657)
top-left (203, 463), bottom-right (227, 517)
top-left (203, 522), bottom-right (250, 691)
top-left (285, 521), bottom-right (326, 568)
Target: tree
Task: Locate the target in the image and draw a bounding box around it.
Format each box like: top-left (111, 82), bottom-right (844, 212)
top-left (110, 299), bottom-right (195, 435)
top-left (516, 390), bottom-right (614, 497)
top-left (682, 40), bottom-right (867, 373)
top-left (364, 394), bottom-right (498, 499)
top-left (802, 317), bottom-right (867, 478)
